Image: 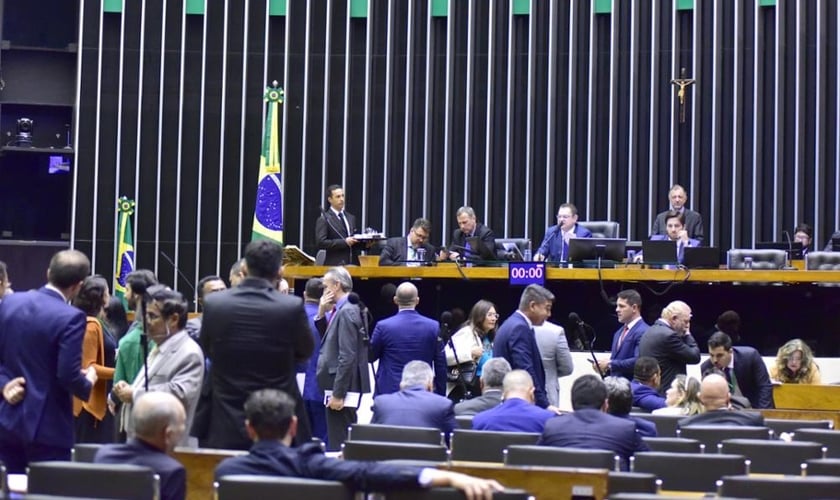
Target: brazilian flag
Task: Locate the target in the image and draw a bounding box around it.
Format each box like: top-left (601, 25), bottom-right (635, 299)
top-left (114, 196), bottom-right (136, 309)
top-left (251, 83), bottom-right (284, 244)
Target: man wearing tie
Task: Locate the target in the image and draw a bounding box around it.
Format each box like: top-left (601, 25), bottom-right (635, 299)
top-left (441, 206), bottom-right (496, 261)
top-left (378, 218), bottom-right (437, 266)
top-left (700, 331), bottom-right (774, 409)
top-left (594, 289), bottom-right (649, 380)
top-left (315, 184), bottom-right (360, 266)
top-left (650, 184), bottom-right (705, 243)
top-left (534, 203), bottom-right (592, 262)
top-left (650, 211), bottom-right (700, 264)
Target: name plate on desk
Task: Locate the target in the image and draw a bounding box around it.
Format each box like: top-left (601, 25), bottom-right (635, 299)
top-left (509, 262), bottom-right (545, 286)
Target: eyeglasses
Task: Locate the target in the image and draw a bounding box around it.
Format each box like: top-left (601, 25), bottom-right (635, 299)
top-left (556, 214), bottom-right (573, 220)
top-left (487, 312), bottom-right (500, 318)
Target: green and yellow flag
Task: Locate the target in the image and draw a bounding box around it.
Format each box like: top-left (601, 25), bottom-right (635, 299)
top-left (251, 82), bottom-right (284, 244)
top-left (114, 196), bottom-right (136, 309)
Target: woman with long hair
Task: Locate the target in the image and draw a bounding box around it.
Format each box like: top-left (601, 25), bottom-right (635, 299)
top-left (444, 299), bottom-right (499, 402)
top-left (770, 339), bottom-right (821, 384)
top-left (72, 275), bottom-right (117, 443)
top-left (652, 374), bottom-right (703, 416)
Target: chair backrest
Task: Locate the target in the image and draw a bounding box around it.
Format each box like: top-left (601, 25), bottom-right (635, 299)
top-left (794, 428), bottom-right (840, 458)
top-left (641, 437), bottom-right (704, 454)
top-left (349, 424), bottom-right (445, 445)
top-left (677, 425), bottom-right (771, 450)
top-left (385, 488), bottom-right (534, 500)
top-left (578, 221), bottom-right (620, 239)
top-left (215, 475), bottom-right (354, 500)
top-left (27, 461), bottom-right (159, 500)
top-left (607, 471), bottom-right (660, 495)
top-left (455, 415), bottom-right (473, 429)
top-left (341, 440), bottom-right (450, 463)
top-left (717, 474), bottom-right (840, 499)
top-left (806, 251), bottom-right (840, 270)
top-left (764, 418), bottom-right (833, 437)
top-left (0, 462), bottom-right (6, 499)
top-left (70, 444), bottom-right (104, 463)
top-left (804, 458), bottom-right (840, 476)
top-left (504, 445), bottom-right (620, 471)
top-left (315, 249), bottom-right (327, 266)
top-left (449, 429), bottom-right (540, 463)
top-left (631, 452), bottom-right (748, 492)
top-left (630, 413), bottom-right (682, 438)
top-left (726, 249), bottom-right (786, 269)
top-left (719, 438), bottom-right (825, 474)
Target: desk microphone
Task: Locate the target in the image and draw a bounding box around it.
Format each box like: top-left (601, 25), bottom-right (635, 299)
top-left (570, 312), bottom-right (603, 378)
top-left (159, 251), bottom-right (197, 307)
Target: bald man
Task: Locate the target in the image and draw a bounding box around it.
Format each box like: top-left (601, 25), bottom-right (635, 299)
top-left (471, 370), bottom-right (556, 433)
top-left (369, 282), bottom-right (446, 396)
top-left (677, 373), bottom-right (764, 428)
top-left (638, 300), bottom-right (701, 395)
top-left (95, 392), bottom-right (188, 500)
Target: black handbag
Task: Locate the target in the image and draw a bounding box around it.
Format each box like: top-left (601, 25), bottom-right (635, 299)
top-left (447, 362), bottom-right (477, 384)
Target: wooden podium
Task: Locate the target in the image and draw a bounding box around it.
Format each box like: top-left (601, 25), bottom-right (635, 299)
top-left (762, 384), bottom-right (840, 428)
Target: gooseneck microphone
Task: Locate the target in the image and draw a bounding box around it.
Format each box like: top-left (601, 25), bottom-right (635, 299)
top-left (570, 312), bottom-right (603, 378)
top-left (782, 230), bottom-right (796, 269)
top-left (159, 251), bottom-right (198, 309)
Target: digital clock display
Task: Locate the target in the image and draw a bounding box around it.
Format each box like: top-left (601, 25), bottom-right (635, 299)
top-left (508, 262), bottom-right (546, 286)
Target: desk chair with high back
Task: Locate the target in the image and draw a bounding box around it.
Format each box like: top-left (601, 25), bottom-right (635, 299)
top-left (718, 438), bottom-right (825, 475)
top-left (726, 249), bottom-right (786, 269)
top-left (806, 251), bottom-right (840, 270)
top-left (717, 474), bottom-right (840, 499)
top-left (70, 444), bottom-right (104, 463)
top-left (341, 441), bottom-right (450, 463)
top-left (503, 445), bottom-right (620, 471)
top-left (803, 457), bottom-right (840, 476)
top-left (215, 475), bottom-right (354, 500)
top-left (27, 462), bottom-right (160, 500)
top-left (764, 418), bottom-right (832, 437)
top-left (449, 430), bottom-right (540, 463)
top-left (630, 452), bottom-right (749, 493)
top-left (455, 415), bottom-right (473, 429)
top-left (794, 428), bottom-right (840, 458)
top-left (677, 425), bottom-right (772, 451)
top-left (578, 221), bottom-right (620, 239)
top-left (607, 472), bottom-right (660, 496)
top-left (641, 437), bottom-right (704, 454)
top-left (349, 424), bottom-right (445, 446)
top-left (630, 413), bottom-right (682, 438)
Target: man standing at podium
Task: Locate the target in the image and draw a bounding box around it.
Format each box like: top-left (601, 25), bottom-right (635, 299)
top-left (315, 184), bottom-right (361, 266)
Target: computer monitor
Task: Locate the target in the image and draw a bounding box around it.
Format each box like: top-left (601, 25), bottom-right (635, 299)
top-left (755, 241), bottom-right (803, 260)
top-left (568, 238), bottom-right (627, 262)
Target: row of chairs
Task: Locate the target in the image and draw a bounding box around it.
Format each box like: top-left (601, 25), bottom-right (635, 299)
top-left (629, 412), bottom-right (833, 439)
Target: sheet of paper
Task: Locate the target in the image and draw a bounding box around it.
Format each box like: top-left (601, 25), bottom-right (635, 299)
top-left (324, 390), bottom-right (361, 408)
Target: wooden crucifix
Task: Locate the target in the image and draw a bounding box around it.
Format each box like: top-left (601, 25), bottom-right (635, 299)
top-left (670, 67), bottom-right (695, 124)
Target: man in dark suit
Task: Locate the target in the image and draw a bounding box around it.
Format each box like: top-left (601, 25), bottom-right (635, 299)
top-left (701, 331), bottom-right (773, 409)
top-left (369, 282), bottom-right (446, 396)
top-left (454, 357), bottom-right (510, 416)
top-left (678, 373), bottom-right (765, 427)
top-left (594, 289), bottom-right (649, 380)
top-left (371, 361), bottom-right (456, 434)
top-left (638, 300), bottom-right (701, 395)
top-left (95, 392), bottom-right (187, 500)
top-left (200, 240), bottom-right (314, 450)
top-left (534, 203), bottom-right (593, 262)
top-left (441, 206), bottom-right (496, 262)
top-left (650, 184), bottom-right (705, 243)
top-left (605, 376), bottom-right (657, 437)
top-left (649, 211), bottom-right (701, 264)
top-left (630, 357), bottom-right (666, 412)
top-left (315, 184), bottom-right (361, 266)
top-left (0, 249), bottom-right (97, 472)
top-left (472, 370), bottom-right (555, 433)
top-left (493, 284), bottom-right (559, 412)
top-left (378, 218), bottom-right (437, 266)
top-left (539, 375), bottom-right (648, 464)
top-left (214, 389), bottom-right (503, 495)
top-left (315, 266), bottom-right (370, 451)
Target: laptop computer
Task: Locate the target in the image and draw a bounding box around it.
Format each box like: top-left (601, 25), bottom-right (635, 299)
top-left (683, 246), bottom-right (720, 269)
top-left (642, 240), bottom-right (678, 265)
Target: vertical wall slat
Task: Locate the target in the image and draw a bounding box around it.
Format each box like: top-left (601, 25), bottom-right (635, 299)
top-left (711, 0), bottom-right (722, 247)
top-left (176, 0), bottom-right (189, 298)
top-left (401, 0), bottom-right (415, 231)
top-left (524, 0), bottom-right (536, 239)
top-left (627, 0), bottom-right (639, 238)
top-left (545, 0), bottom-right (558, 233)
top-left (360, 0), bottom-right (373, 226)
top-left (793, 0), bottom-right (804, 225)
top-left (464, 0), bottom-right (475, 204)
top-left (606, 0), bottom-right (618, 219)
top-left (752, 0), bottom-right (764, 244)
top-left (90, 3), bottom-right (105, 269)
top-left (381, 0), bottom-right (394, 231)
top-left (814, 0), bottom-right (826, 244)
top-left (773, 0), bottom-right (785, 246)
top-left (235, 0), bottom-right (250, 258)
top-left (646, 0), bottom-right (659, 234)
top-left (730, 0), bottom-right (743, 246)
top-left (483, 0), bottom-right (496, 224)
top-left (504, 1), bottom-right (514, 232)
top-left (154, 0), bottom-right (169, 274)
top-left (215, 2), bottom-right (230, 274)
top-left (134, 0), bottom-right (148, 267)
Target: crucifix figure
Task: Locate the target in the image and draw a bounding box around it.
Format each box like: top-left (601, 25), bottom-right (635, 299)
top-left (671, 67), bottom-right (695, 124)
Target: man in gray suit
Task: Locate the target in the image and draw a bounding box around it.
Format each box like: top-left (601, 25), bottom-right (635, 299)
top-left (534, 321), bottom-right (574, 407)
top-left (650, 184), bottom-right (705, 243)
top-left (454, 358), bottom-right (511, 416)
top-left (315, 266), bottom-right (370, 451)
top-left (112, 287), bottom-right (204, 446)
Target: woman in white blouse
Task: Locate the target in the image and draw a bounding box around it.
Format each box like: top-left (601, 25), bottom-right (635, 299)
top-left (444, 300), bottom-right (498, 402)
top-left (652, 374), bottom-right (703, 416)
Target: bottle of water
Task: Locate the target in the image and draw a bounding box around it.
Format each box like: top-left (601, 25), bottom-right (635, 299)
top-left (743, 256), bottom-right (753, 270)
top-left (523, 241), bottom-right (532, 261)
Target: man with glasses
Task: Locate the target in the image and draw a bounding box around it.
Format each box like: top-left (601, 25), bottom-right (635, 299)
top-left (534, 203), bottom-right (592, 262)
top-left (378, 218), bottom-right (437, 266)
top-left (638, 300), bottom-right (700, 396)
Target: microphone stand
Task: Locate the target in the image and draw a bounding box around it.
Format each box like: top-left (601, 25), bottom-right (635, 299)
top-left (582, 322), bottom-right (603, 379)
top-left (782, 231), bottom-right (796, 270)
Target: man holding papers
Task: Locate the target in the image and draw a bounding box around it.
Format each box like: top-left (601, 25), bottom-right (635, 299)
top-left (315, 266), bottom-right (371, 451)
